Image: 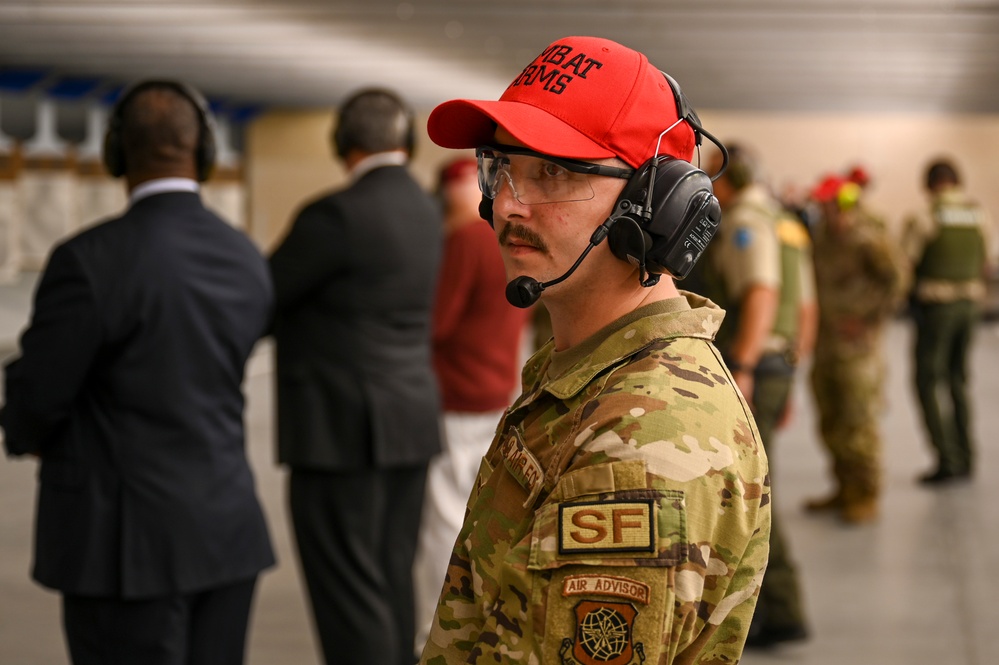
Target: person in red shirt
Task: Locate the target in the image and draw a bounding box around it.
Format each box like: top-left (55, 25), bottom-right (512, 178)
top-left (412, 157), bottom-right (530, 655)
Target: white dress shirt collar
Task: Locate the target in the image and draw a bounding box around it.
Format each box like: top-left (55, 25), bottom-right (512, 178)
top-left (129, 178), bottom-right (200, 206)
top-left (348, 151), bottom-right (408, 182)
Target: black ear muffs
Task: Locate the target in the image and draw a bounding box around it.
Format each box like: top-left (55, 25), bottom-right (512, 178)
top-left (604, 71), bottom-right (726, 283)
top-left (103, 80), bottom-right (216, 182)
top-left (607, 156), bottom-right (722, 280)
top-left (333, 88), bottom-right (416, 159)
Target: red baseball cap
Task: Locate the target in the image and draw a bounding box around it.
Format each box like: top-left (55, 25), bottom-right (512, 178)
top-left (427, 36), bottom-right (697, 168)
top-left (811, 175), bottom-right (846, 203)
top-left (846, 164), bottom-right (870, 187)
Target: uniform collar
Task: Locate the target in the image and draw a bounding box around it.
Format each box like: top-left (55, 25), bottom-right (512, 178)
top-left (933, 185), bottom-right (969, 205)
top-left (529, 292), bottom-right (724, 401)
top-left (729, 183), bottom-right (773, 211)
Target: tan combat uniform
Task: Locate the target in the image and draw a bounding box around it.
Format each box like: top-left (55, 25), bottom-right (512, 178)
top-left (420, 294), bottom-right (771, 665)
top-left (706, 185), bottom-right (782, 335)
top-left (809, 208), bottom-right (908, 520)
top-left (697, 184), bottom-right (810, 639)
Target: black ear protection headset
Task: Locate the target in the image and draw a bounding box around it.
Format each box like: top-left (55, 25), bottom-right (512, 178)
top-left (103, 79), bottom-right (217, 182)
top-left (604, 72), bottom-right (727, 283)
top-left (333, 88), bottom-right (416, 159)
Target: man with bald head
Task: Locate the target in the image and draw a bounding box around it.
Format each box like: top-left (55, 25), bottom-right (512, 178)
top-left (1, 80), bottom-right (275, 665)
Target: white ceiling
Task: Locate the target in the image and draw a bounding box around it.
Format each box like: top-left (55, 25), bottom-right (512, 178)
top-left (1, 0), bottom-right (998, 117)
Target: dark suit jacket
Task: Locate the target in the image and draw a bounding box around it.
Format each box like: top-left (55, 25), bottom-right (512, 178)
top-left (270, 164), bottom-right (443, 470)
top-left (1, 191), bottom-right (275, 599)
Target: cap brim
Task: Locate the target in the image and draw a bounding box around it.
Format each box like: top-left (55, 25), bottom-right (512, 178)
top-left (428, 99), bottom-right (616, 161)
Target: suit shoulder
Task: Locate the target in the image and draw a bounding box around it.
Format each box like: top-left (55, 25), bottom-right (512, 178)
top-left (350, 166), bottom-right (435, 203)
top-left (291, 189), bottom-right (347, 224)
top-left (55, 211), bottom-right (134, 258)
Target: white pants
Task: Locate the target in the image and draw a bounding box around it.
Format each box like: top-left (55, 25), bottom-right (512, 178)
top-left (413, 409), bottom-right (504, 655)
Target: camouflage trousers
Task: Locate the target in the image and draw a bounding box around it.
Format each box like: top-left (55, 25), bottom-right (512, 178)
top-left (912, 300), bottom-right (979, 475)
top-left (751, 353), bottom-right (807, 630)
top-left (810, 352), bottom-right (885, 502)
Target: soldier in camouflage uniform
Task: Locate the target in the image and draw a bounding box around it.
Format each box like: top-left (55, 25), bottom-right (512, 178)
top-left (420, 36), bottom-right (770, 665)
top-left (692, 144), bottom-right (812, 648)
top-left (805, 176), bottom-right (908, 524)
top-left (901, 159), bottom-right (996, 483)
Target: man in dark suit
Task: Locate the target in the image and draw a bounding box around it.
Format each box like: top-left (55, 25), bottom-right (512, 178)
top-left (269, 88), bottom-right (442, 665)
top-left (0, 80), bottom-right (275, 665)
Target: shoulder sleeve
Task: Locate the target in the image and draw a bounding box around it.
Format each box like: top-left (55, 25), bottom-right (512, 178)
top-left (721, 212), bottom-right (781, 299)
top-left (798, 243), bottom-right (817, 304)
top-left (433, 226), bottom-right (481, 342)
top-left (858, 222), bottom-right (911, 316)
top-left (268, 199), bottom-right (348, 311)
top-left (1, 243), bottom-right (104, 455)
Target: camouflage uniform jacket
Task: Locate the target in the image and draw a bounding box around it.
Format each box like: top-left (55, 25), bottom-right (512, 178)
top-left (420, 293), bottom-right (771, 665)
top-left (812, 209), bottom-right (909, 360)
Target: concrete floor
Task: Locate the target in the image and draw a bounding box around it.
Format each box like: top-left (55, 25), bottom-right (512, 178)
top-left (1, 271), bottom-right (997, 665)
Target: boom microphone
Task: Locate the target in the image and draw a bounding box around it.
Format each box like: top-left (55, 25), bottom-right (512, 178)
top-left (504, 218), bottom-right (616, 308)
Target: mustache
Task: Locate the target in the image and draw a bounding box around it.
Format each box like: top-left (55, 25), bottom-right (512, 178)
top-left (499, 223), bottom-right (548, 253)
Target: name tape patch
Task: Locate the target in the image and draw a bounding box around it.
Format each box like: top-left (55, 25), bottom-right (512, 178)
top-left (499, 431), bottom-right (544, 506)
top-left (558, 500), bottom-right (656, 555)
top-left (562, 574), bottom-right (651, 605)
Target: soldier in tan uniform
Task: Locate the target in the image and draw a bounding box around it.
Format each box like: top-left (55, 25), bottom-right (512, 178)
top-left (692, 144), bottom-right (812, 648)
top-left (420, 36), bottom-right (770, 665)
top-left (902, 159), bottom-right (996, 483)
top-left (805, 176), bottom-right (908, 523)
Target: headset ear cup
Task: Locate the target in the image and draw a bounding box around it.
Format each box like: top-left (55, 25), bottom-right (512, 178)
top-left (478, 196), bottom-right (494, 227)
top-left (607, 156), bottom-right (720, 280)
top-left (102, 122), bottom-right (124, 178)
top-left (650, 189), bottom-right (722, 279)
top-left (196, 124), bottom-right (217, 182)
top-left (405, 118), bottom-right (416, 157)
top-left (333, 121), bottom-right (348, 159)
top-left (607, 218), bottom-right (653, 265)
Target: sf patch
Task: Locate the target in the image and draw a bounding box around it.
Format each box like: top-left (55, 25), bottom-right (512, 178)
top-left (559, 601), bottom-right (646, 665)
top-left (558, 500), bottom-right (656, 555)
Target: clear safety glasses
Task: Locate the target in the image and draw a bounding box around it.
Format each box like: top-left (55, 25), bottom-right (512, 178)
top-left (475, 144), bottom-right (634, 205)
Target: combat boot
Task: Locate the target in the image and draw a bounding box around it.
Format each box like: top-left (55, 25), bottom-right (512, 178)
top-left (840, 496), bottom-right (878, 524)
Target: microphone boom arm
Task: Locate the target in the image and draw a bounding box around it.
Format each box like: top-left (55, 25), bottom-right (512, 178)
top-left (504, 217), bottom-right (618, 308)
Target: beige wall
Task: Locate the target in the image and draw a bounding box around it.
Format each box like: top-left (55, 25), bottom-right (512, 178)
top-left (245, 108), bottom-right (999, 251)
top-left (245, 109), bottom-right (465, 252)
top-left (699, 111), bottom-right (999, 232)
